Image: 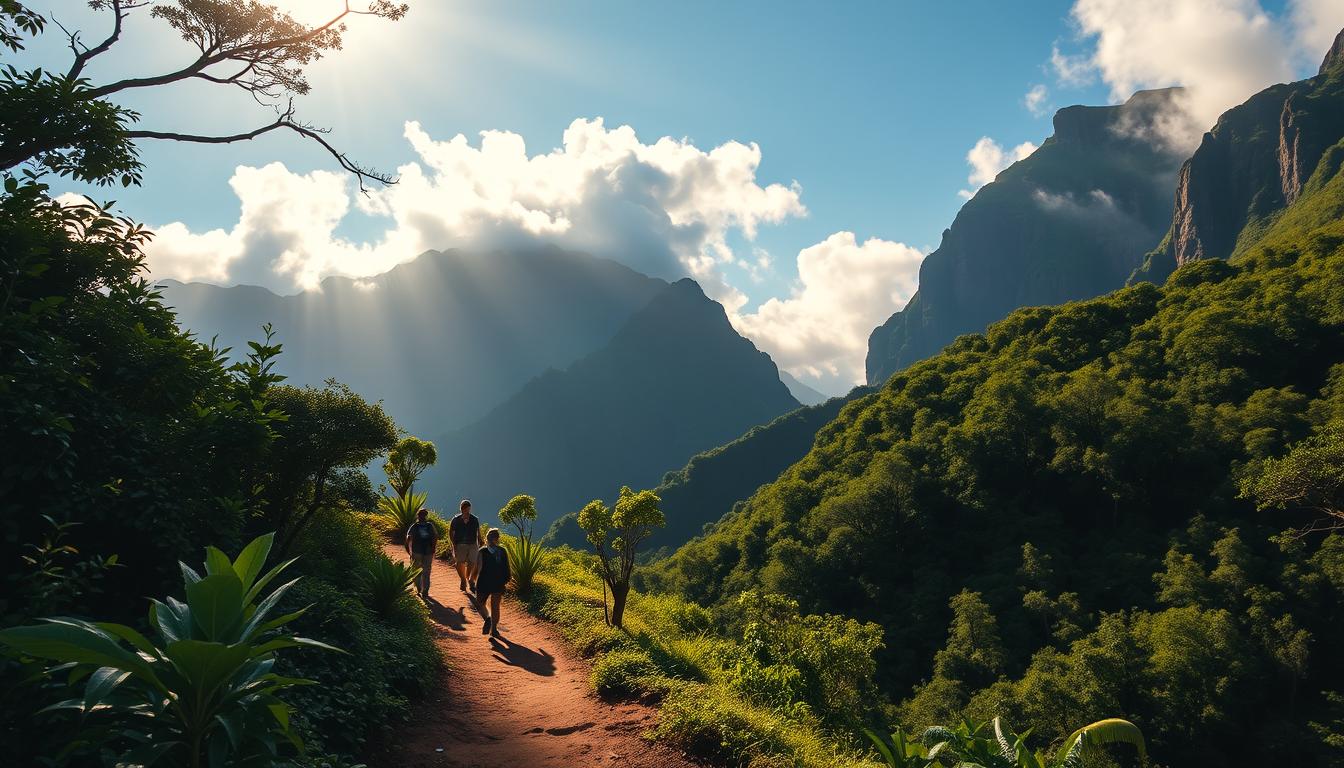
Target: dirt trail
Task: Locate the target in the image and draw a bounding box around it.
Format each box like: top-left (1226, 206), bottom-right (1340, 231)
top-left (368, 545), bottom-right (699, 768)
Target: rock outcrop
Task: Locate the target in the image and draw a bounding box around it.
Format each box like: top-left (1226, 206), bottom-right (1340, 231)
top-left (865, 89), bottom-right (1185, 385)
top-left (1135, 27), bottom-right (1344, 281)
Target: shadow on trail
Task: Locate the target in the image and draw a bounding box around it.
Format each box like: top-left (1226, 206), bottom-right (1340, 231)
top-left (425, 596), bottom-right (467, 631)
top-left (490, 635), bottom-right (556, 676)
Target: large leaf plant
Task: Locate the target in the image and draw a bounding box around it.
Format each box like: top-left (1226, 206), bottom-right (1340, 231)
top-left (0, 532), bottom-right (339, 767)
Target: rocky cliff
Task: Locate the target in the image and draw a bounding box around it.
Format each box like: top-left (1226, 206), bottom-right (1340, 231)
top-left (1135, 28), bottom-right (1344, 280)
top-left (866, 89), bottom-right (1185, 385)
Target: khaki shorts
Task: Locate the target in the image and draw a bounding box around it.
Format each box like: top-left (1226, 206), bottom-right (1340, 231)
top-left (452, 542), bottom-right (480, 568)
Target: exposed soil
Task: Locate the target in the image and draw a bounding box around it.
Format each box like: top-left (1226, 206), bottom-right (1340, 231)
top-left (367, 546), bottom-right (700, 768)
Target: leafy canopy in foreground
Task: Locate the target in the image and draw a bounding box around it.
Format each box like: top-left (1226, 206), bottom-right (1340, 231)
top-left (0, 532), bottom-right (339, 767)
top-left (867, 716), bottom-right (1147, 768)
top-left (0, 0), bottom-right (407, 189)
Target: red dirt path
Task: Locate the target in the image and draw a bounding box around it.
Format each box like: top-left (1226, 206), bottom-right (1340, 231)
top-left (367, 546), bottom-right (700, 768)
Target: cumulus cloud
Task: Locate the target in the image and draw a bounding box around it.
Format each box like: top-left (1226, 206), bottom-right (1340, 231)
top-left (1024, 84), bottom-right (1051, 117)
top-left (1051, 0), bottom-right (1344, 153)
top-left (732, 232), bottom-right (925, 390)
top-left (958, 137), bottom-right (1038, 199)
top-left (1289, 0), bottom-right (1344, 68)
top-left (146, 118), bottom-right (806, 303)
top-left (1051, 44), bottom-right (1097, 86)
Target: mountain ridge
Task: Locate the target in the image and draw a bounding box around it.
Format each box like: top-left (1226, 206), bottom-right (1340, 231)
top-left (426, 277), bottom-right (801, 527)
top-left (865, 88), bottom-right (1186, 386)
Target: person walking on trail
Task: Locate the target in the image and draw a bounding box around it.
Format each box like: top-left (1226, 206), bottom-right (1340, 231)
top-left (404, 507), bottom-right (438, 598)
top-left (449, 499), bottom-right (482, 592)
top-left (476, 528), bottom-right (510, 637)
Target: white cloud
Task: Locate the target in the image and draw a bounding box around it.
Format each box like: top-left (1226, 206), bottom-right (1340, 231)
top-left (1050, 0), bottom-right (1343, 152)
top-left (1289, 0), bottom-right (1344, 69)
top-left (1024, 84), bottom-right (1051, 117)
top-left (732, 232), bottom-right (925, 390)
top-left (1051, 45), bottom-right (1097, 86)
top-left (958, 137), bottom-right (1038, 199)
top-left (146, 118), bottom-right (806, 304)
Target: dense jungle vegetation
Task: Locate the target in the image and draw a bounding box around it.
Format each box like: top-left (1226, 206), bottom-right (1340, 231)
top-left (646, 208), bottom-right (1344, 765)
top-left (0, 2), bottom-right (438, 765)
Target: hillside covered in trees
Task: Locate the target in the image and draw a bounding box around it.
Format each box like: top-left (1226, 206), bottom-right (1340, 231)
top-left (648, 47), bottom-right (1344, 768)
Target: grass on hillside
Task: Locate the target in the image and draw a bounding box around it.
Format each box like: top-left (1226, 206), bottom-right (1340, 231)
top-left (518, 549), bottom-right (880, 768)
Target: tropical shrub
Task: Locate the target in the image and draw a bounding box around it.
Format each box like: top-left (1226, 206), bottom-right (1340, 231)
top-left (499, 494), bottom-right (546, 595)
top-left (866, 717), bottom-right (1147, 768)
top-left (377, 490), bottom-right (429, 534)
top-left (0, 533), bottom-right (339, 766)
top-left (271, 508), bottom-right (439, 757)
top-left (363, 553), bottom-right (420, 617)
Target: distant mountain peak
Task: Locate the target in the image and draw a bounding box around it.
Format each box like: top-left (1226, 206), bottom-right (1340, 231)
top-left (1323, 27), bottom-right (1344, 76)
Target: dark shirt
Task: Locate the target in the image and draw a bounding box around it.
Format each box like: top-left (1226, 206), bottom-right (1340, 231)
top-left (449, 513), bottom-right (480, 545)
top-left (476, 545), bottom-right (510, 595)
top-left (406, 521), bottom-right (437, 555)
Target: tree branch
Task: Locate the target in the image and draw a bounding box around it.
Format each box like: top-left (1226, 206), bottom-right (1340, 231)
top-left (79, 5), bottom-right (356, 101)
top-left (124, 103), bottom-right (395, 193)
top-left (65, 0), bottom-right (140, 81)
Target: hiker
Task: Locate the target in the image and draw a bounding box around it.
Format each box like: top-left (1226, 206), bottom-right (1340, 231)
top-left (476, 528), bottom-right (510, 637)
top-left (404, 507), bottom-right (438, 598)
top-left (449, 499), bottom-right (482, 591)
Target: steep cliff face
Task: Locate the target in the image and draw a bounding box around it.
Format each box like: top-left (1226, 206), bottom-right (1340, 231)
top-left (865, 89), bottom-right (1184, 385)
top-left (1136, 28), bottom-right (1344, 281)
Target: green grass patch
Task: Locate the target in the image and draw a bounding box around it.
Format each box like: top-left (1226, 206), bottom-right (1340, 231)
top-left (519, 549), bottom-right (880, 768)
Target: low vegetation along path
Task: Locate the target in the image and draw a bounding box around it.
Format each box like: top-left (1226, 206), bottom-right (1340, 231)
top-left (371, 545), bottom-right (699, 768)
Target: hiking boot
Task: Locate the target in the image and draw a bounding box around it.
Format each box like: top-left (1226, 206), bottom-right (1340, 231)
top-left (481, 617), bottom-right (491, 635)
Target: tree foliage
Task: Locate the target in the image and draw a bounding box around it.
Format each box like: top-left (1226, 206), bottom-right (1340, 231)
top-left (0, 0), bottom-right (407, 189)
top-left (577, 487), bottom-right (665, 627)
top-left (383, 435), bottom-right (437, 500)
top-left (653, 220), bottom-right (1344, 764)
top-left (0, 532), bottom-right (339, 766)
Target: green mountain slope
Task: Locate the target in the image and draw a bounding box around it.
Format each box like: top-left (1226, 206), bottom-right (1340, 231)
top-left (865, 89), bottom-right (1185, 385)
top-left (650, 54), bottom-right (1344, 767)
top-left (543, 387), bottom-right (865, 555)
top-left (1134, 28), bottom-right (1344, 281)
top-left (428, 279), bottom-right (800, 529)
top-left (160, 247), bottom-right (665, 436)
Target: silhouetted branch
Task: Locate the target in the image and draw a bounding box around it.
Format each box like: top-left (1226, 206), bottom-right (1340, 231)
top-left (124, 102), bottom-right (395, 193)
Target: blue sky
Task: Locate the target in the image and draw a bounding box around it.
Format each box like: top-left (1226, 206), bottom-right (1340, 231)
top-left (30, 0), bottom-right (1337, 392)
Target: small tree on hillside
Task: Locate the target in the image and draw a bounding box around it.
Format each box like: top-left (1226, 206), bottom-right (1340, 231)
top-left (384, 435), bottom-right (437, 500)
top-left (499, 493), bottom-right (545, 595)
top-left (1242, 421), bottom-right (1344, 534)
top-left (577, 486), bottom-right (664, 628)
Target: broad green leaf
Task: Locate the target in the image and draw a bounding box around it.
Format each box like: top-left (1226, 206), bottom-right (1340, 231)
top-left (244, 557), bottom-right (298, 606)
top-left (83, 666), bottom-right (132, 711)
top-left (185, 574), bottom-right (246, 641)
top-left (231, 533), bottom-right (274, 593)
top-left (203, 546), bottom-right (233, 577)
top-left (236, 577), bottom-right (301, 642)
top-left (1057, 718), bottom-right (1147, 767)
top-left (149, 598), bottom-right (191, 644)
top-left (252, 635), bottom-right (344, 656)
top-left (97, 622), bottom-right (158, 656)
top-left (0, 619), bottom-right (150, 679)
top-left (164, 640), bottom-right (252, 700)
top-left (179, 561), bottom-right (203, 587)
